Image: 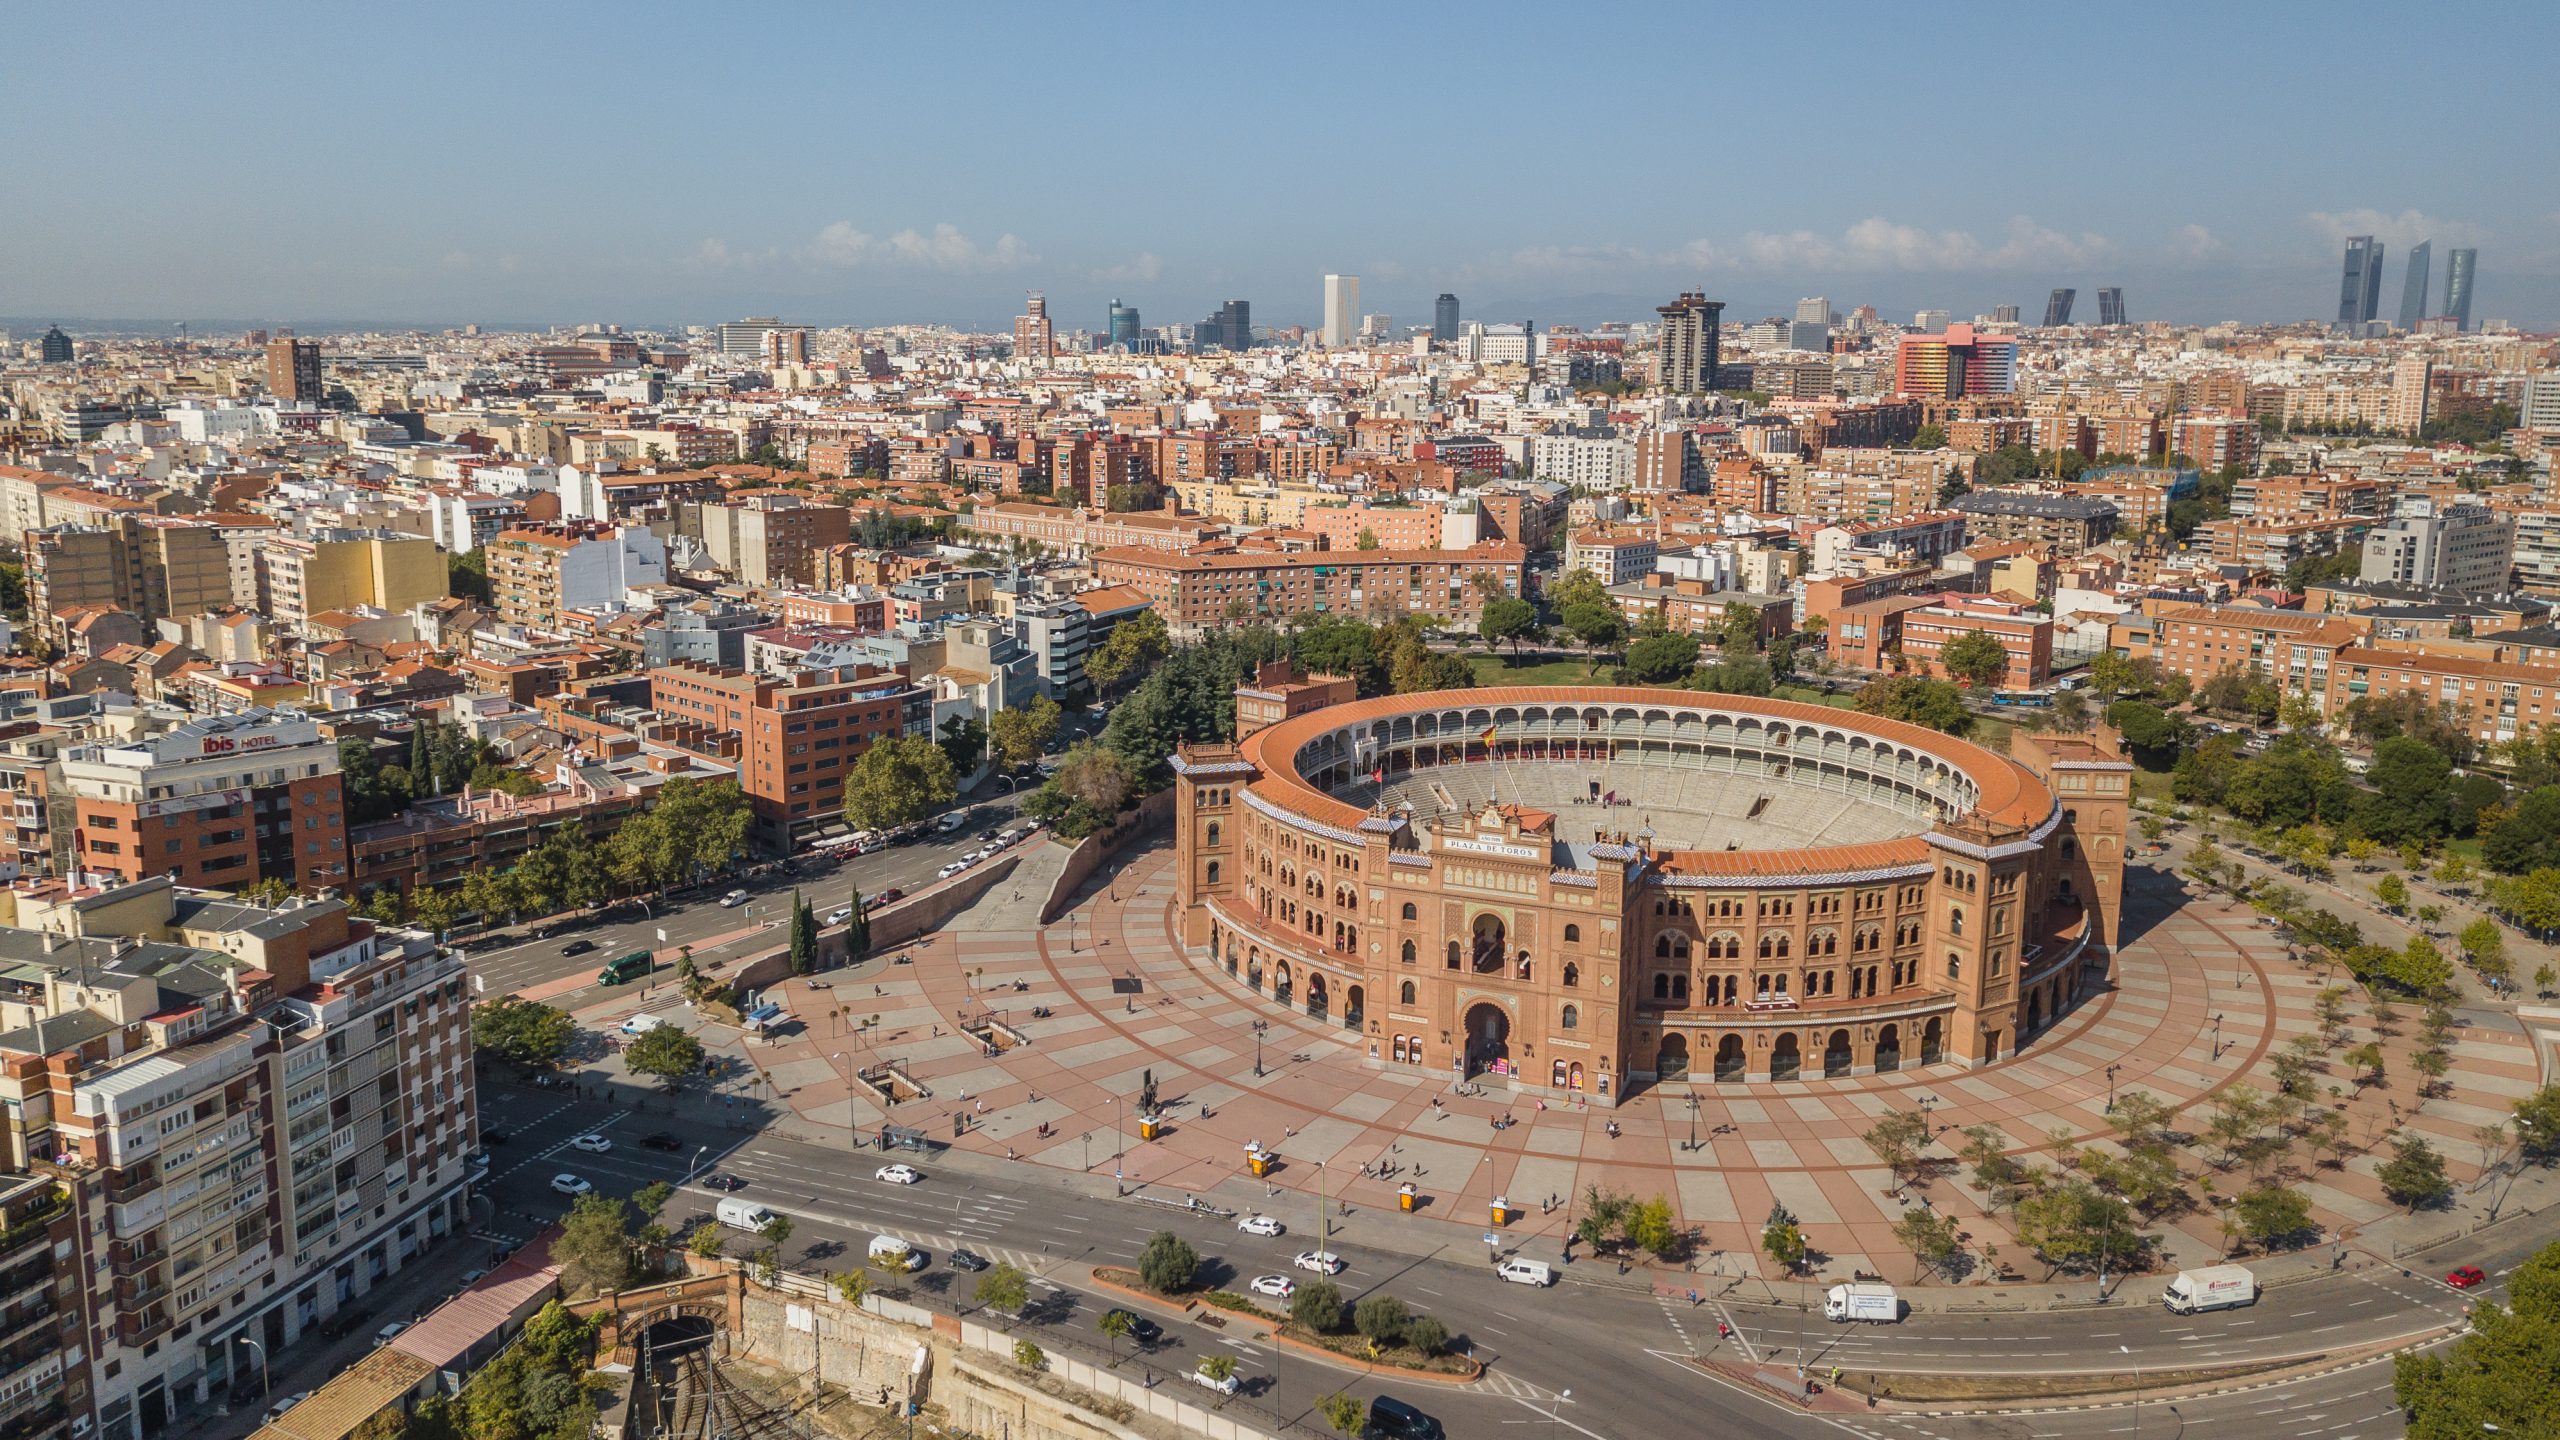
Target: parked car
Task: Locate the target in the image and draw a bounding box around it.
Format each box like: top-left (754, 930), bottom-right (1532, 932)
top-left (1100, 1310), bottom-right (1162, 1346)
top-left (947, 1249), bottom-right (990, 1272)
top-left (937, 862), bottom-right (966, 880)
top-left (875, 1164), bottom-right (923, 1185)
top-left (1237, 1214), bottom-right (1286, 1237)
top-left (550, 1174), bottom-right (592, 1196)
top-left (569, 1134), bottom-right (612, 1153)
top-left (824, 906), bottom-right (853, 926)
top-left (561, 939), bottom-right (597, 957)
top-left (719, 889), bottom-right (751, 908)
top-left (640, 1132), bottom-right (682, 1152)
top-left (868, 888), bottom-right (904, 909)
top-left (1248, 1274), bottom-right (1295, 1298)
top-left (2447, 1265), bottom-right (2488, 1289)
top-left (264, 1393), bottom-right (314, 1425)
top-left (373, 1320), bottom-right (411, 1347)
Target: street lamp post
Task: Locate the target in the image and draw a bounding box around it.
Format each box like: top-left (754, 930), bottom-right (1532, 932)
top-left (1549, 1387), bottom-right (1572, 1437)
top-left (688, 1144), bottom-right (708, 1182)
top-left (1687, 1094), bottom-right (1699, 1154)
top-left (1253, 1020), bottom-right (1269, 1078)
top-left (236, 1337), bottom-right (270, 1399)
top-left (2211, 1012), bottom-right (2224, 1061)
top-left (2105, 1063), bottom-right (2122, 1112)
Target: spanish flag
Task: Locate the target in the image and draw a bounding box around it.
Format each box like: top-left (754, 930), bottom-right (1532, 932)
top-left (1479, 723), bottom-right (1498, 747)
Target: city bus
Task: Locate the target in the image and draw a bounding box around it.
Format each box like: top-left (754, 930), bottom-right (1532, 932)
top-left (596, 950), bottom-right (654, 986)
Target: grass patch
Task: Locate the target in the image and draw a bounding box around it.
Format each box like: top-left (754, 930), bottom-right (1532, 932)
top-left (2131, 765), bottom-right (2177, 807)
top-left (1276, 1322), bottom-right (1480, 1376)
top-left (1844, 1357), bottom-right (2306, 1404)
top-left (1467, 653), bottom-right (1605, 686)
top-left (1773, 684), bottom-right (1856, 709)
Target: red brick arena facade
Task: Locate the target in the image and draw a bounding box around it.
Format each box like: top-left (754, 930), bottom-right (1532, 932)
top-left (1171, 668), bottom-right (2130, 1105)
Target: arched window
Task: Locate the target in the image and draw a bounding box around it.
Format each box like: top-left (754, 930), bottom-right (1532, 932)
top-left (1401, 902), bottom-right (1418, 921)
top-left (1560, 1004), bottom-right (1579, 1030)
top-left (1446, 940), bottom-right (1461, 970)
top-left (1672, 975), bottom-right (1689, 1000)
top-left (1400, 939), bottom-right (1416, 965)
top-left (1400, 980), bottom-right (1416, 1004)
top-left (1564, 924), bottom-right (1580, 944)
top-left (1206, 861), bottom-right (1221, 885)
top-left (1563, 962), bottom-right (1580, 987)
top-left (1947, 952), bottom-right (1962, 980)
top-left (1653, 973), bottom-right (1671, 999)
top-left (1949, 906), bottom-right (1965, 936)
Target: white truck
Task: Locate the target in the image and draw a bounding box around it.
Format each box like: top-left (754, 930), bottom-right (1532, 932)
top-left (2161, 1265), bottom-right (2257, 1314)
top-left (716, 1198), bottom-right (775, 1231)
top-left (1823, 1282), bottom-right (1900, 1323)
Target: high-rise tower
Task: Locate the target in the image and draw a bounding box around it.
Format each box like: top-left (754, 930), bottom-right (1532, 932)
top-left (1433, 293), bottom-right (1461, 343)
top-left (265, 334), bottom-right (322, 402)
top-left (2444, 249), bottom-right (2478, 331)
top-left (2396, 241), bottom-right (2433, 331)
top-left (1653, 292), bottom-right (1725, 393)
top-left (2338, 236), bottom-right (2385, 326)
top-left (2043, 289), bottom-right (2077, 327)
top-left (1012, 292), bottom-right (1054, 361)
top-left (2096, 288), bottom-right (2126, 326)
top-left (1322, 274), bottom-right (1361, 347)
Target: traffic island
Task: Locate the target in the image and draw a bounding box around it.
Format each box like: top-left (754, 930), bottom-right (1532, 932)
top-left (1088, 1267), bottom-right (1483, 1384)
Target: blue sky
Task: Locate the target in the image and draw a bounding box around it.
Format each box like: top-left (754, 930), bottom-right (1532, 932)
top-left (13, 1), bottom-right (2558, 331)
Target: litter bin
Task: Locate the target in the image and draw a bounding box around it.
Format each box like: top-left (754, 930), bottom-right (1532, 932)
top-left (1248, 1152), bottom-right (1274, 1178)
top-left (1399, 1183), bottom-right (1418, 1213)
top-left (1140, 1116), bottom-right (1162, 1142)
top-left (1490, 1194), bottom-right (1513, 1226)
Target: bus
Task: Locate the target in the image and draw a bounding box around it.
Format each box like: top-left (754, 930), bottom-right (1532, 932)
top-left (596, 951), bottom-right (653, 986)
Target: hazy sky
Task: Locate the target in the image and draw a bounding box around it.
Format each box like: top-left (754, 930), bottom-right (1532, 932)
top-left (13, 1), bottom-right (2558, 332)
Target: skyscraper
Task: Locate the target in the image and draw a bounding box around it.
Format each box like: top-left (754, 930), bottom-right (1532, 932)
top-left (2396, 241), bottom-right (2433, 331)
top-left (1913, 309), bottom-right (1952, 333)
top-left (1653, 292), bottom-right (1725, 394)
top-left (265, 334), bottom-right (322, 403)
top-left (38, 326), bottom-right (73, 363)
top-left (1197, 299), bottom-right (1251, 351)
top-left (1434, 293), bottom-right (1461, 342)
top-left (2337, 236), bottom-right (2385, 326)
top-left (2444, 248), bottom-right (2478, 331)
top-left (1322, 274), bottom-right (1361, 347)
top-left (1108, 298), bottom-right (1141, 350)
top-left (1795, 297), bottom-right (1834, 328)
top-left (2096, 288), bottom-right (2126, 326)
top-left (2043, 288), bottom-right (2077, 327)
top-left (1894, 324), bottom-right (2019, 399)
top-left (1012, 292), bottom-right (1054, 361)
top-left (1990, 304), bottom-right (2021, 325)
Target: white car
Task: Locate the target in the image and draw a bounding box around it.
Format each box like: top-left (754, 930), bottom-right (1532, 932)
top-left (1189, 1367), bottom-right (1241, 1396)
top-left (264, 1393), bottom-right (313, 1424)
top-left (875, 1164), bottom-right (923, 1185)
top-left (961, 849), bottom-right (988, 865)
top-left (824, 906), bottom-right (853, 926)
top-left (1248, 1274), bottom-right (1296, 1298)
top-left (719, 889), bottom-right (751, 908)
top-left (569, 1134), bottom-right (612, 1154)
top-left (1292, 1250), bottom-right (1345, 1275)
top-left (1237, 1214), bottom-right (1286, 1237)
top-left (550, 1174), bottom-right (592, 1197)
top-left (373, 1320), bottom-right (411, 1347)
top-left (937, 862), bottom-right (966, 880)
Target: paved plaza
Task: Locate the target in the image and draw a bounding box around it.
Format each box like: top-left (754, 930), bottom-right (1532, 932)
top-left (581, 839), bottom-right (2553, 1286)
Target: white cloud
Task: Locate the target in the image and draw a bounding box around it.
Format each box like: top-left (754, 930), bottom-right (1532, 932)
top-left (2166, 223), bottom-right (2226, 263)
top-left (802, 221), bottom-right (1035, 272)
top-left (1090, 251), bottom-right (1163, 284)
top-left (2303, 208), bottom-right (2489, 250)
top-left (1739, 216), bottom-right (2111, 272)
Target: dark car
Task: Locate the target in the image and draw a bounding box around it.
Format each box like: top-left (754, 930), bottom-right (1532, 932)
top-left (640, 1132), bottom-right (683, 1152)
top-left (560, 939), bottom-right (597, 957)
top-left (1363, 1395), bottom-right (1446, 1440)
top-left (979, 828), bottom-right (1001, 842)
top-left (482, 1130), bottom-right (509, 1145)
top-left (946, 1249), bottom-right (990, 1273)
top-left (702, 1173), bottom-right (746, 1191)
top-left (1100, 1309), bottom-right (1162, 1346)
top-left (867, 888), bottom-right (904, 909)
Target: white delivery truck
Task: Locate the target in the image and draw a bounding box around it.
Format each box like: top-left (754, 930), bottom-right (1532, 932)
top-left (716, 1198), bottom-right (775, 1231)
top-left (1823, 1282), bottom-right (1901, 1323)
top-left (2161, 1265), bottom-right (2257, 1314)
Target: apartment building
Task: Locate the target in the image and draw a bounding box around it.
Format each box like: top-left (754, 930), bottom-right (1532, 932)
top-left (1949, 490), bottom-right (2119, 553)
top-left (1531, 426), bottom-right (1637, 490)
top-left (2115, 603), bottom-right (2367, 696)
top-left (59, 708), bottom-right (349, 892)
top-left (2325, 647), bottom-right (2560, 745)
top-left (2359, 500), bottom-right (2515, 595)
top-left (0, 876), bottom-right (472, 1440)
top-left (259, 531), bottom-right (444, 633)
top-left (693, 492), bottom-right (853, 588)
top-left (486, 523), bottom-right (668, 630)
top-left (648, 663), bottom-right (931, 851)
top-left (2228, 474), bottom-right (2393, 519)
top-left (955, 503), bottom-right (1218, 556)
top-left (2195, 515), bottom-right (2376, 572)
top-left (1809, 511), bottom-right (1969, 575)
top-left (1093, 543), bottom-right (1526, 637)
top-left (1605, 578), bottom-right (1795, 642)
top-left (350, 756), bottom-right (660, 899)
top-left (1830, 592), bottom-right (2052, 690)
top-left (25, 516), bottom-right (230, 631)
top-left (1563, 528), bottom-right (1660, 585)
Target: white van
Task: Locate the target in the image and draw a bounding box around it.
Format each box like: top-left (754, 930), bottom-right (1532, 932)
top-left (868, 1234), bottom-right (919, 1268)
top-left (716, 1198), bottom-right (775, 1231)
top-left (620, 1013), bottom-right (670, 1037)
top-left (1496, 1258), bottom-right (1554, 1287)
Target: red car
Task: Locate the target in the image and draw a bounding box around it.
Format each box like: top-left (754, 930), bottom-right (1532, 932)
top-left (2445, 1265), bottom-right (2487, 1289)
top-left (866, 888), bottom-right (904, 910)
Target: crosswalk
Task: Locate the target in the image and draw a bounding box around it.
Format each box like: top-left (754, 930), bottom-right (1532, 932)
top-left (690, 1147), bottom-right (1056, 1273)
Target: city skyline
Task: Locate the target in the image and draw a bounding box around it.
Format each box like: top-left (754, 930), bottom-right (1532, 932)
top-left (11, 2), bottom-right (2557, 331)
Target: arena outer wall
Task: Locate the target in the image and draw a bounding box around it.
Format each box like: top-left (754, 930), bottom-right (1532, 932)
top-left (1171, 670), bottom-right (2130, 1105)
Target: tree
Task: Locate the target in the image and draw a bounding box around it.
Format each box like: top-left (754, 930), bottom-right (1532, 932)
top-left (1318, 1392), bottom-right (1366, 1437)
top-left (554, 1193), bottom-right (635, 1297)
top-left (473, 997), bottom-right (575, 1068)
top-left (840, 736), bottom-right (959, 835)
top-left (2358, 736), bottom-right (2456, 842)
top-left (1938, 629), bottom-right (2013, 692)
top-left (2344, 1041), bottom-right (2387, 1089)
top-left (1854, 674), bottom-right (1971, 734)
top-left (2378, 1135), bottom-right (2453, 1210)
top-left (1353, 1293), bottom-right (1411, 1346)
top-left (1084, 608), bottom-right (1171, 695)
top-left (787, 891), bottom-right (816, 975)
top-left (2461, 916), bottom-right (2507, 971)
top-left (2514, 1085), bottom-right (2560, 1161)
top-left (2012, 1179), bottom-right (2141, 1274)
top-left (1290, 1277), bottom-right (1346, 1332)
top-left (1095, 1306), bottom-right (1136, 1363)
top-left (1404, 1313), bottom-right (1449, 1355)
top-left (2540, 963), bottom-right (2558, 998)
top-left (1561, 600), bottom-right (1625, 656)
top-left (1911, 423), bottom-right (1949, 450)
top-left (2374, 872), bottom-right (2410, 912)
top-left (844, 886), bottom-right (872, 956)
top-left (688, 1226), bottom-right (725, 1260)
top-left (1012, 1339), bottom-right (1046, 1371)
top-left (974, 1262), bottom-right (1030, 1317)
top-left (936, 714), bottom-right (987, 777)
top-left (1862, 1110), bottom-right (1933, 1187)
top-left (1477, 596), bottom-right (1540, 652)
top-left (1761, 1213), bottom-right (1807, 1276)
top-left (1136, 1230), bottom-right (1199, 1294)
top-left (625, 1026), bottom-right (706, 1084)
top-left (2393, 1238), bottom-right (2560, 1437)
top-left (755, 1212), bottom-right (795, 1282)
top-left (2105, 701), bottom-right (2185, 762)
top-left (1894, 1207), bottom-right (1964, 1280)
top-left (1621, 632), bottom-right (1700, 685)
top-left (1959, 1124), bottom-right (2024, 1208)
top-left (988, 696), bottom-right (1064, 772)
top-left (1023, 740), bottom-right (1135, 838)
top-left (834, 1268), bottom-right (872, 1306)
top-left (1718, 603), bottom-right (1762, 655)
top-left (2389, 935), bottom-right (2454, 996)
top-left (1628, 1194), bottom-right (1679, 1256)
top-left (2484, 786), bottom-right (2560, 874)
top-left (2234, 1184), bottom-right (2317, 1253)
